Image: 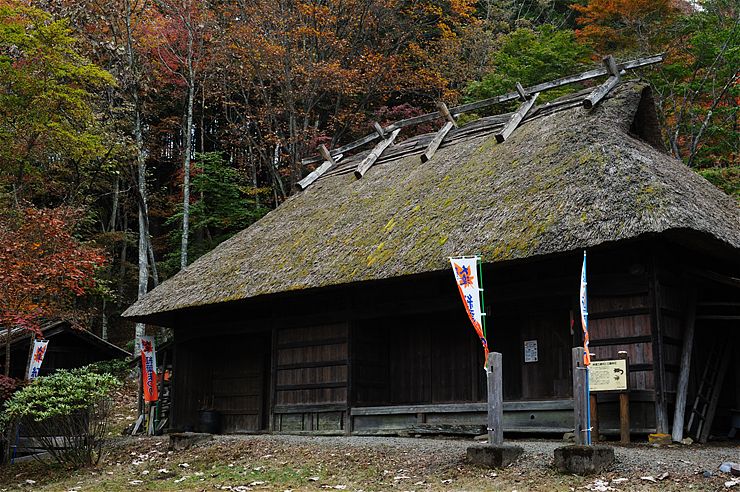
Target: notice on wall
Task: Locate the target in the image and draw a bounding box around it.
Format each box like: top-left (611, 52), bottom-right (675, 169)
top-left (524, 340), bottom-right (538, 363)
top-left (589, 359), bottom-right (629, 392)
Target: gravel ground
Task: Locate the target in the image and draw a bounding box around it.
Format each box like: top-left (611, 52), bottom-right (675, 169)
top-left (214, 434), bottom-right (740, 478)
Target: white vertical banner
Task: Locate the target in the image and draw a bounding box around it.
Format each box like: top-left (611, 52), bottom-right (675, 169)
top-left (450, 256), bottom-right (488, 360)
top-left (27, 340), bottom-right (49, 380)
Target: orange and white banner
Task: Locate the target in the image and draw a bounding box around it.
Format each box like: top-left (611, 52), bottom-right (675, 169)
top-left (450, 256), bottom-right (489, 361)
top-left (140, 336), bottom-right (159, 402)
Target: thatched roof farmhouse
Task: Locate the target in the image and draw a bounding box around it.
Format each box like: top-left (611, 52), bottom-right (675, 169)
top-left (124, 79), bottom-right (740, 441)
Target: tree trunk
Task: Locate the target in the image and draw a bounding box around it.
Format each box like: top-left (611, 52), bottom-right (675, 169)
top-left (125, 0), bottom-right (148, 353)
top-left (109, 176), bottom-right (119, 233)
top-left (181, 25), bottom-right (195, 270)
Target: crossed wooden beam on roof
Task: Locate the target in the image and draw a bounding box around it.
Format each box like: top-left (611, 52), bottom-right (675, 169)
top-left (297, 53), bottom-right (663, 190)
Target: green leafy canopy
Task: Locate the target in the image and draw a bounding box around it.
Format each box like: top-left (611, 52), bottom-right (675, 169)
top-left (465, 25), bottom-right (591, 104)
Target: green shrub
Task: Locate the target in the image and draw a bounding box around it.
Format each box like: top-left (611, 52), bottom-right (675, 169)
top-left (2, 368), bottom-right (121, 468)
top-left (86, 358), bottom-right (130, 379)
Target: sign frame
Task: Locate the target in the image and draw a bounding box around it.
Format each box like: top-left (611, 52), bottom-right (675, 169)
top-left (588, 358), bottom-right (629, 394)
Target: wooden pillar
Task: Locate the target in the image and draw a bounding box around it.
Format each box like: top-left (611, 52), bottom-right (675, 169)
top-left (671, 289), bottom-right (697, 443)
top-left (590, 394), bottom-right (599, 441)
top-left (619, 352), bottom-right (631, 444)
top-left (572, 347), bottom-right (588, 445)
top-left (619, 392), bottom-right (631, 444)
top-left (649, 257), bottom-right (670, 434)
top-left (487, 352), bottom-right (504, 445)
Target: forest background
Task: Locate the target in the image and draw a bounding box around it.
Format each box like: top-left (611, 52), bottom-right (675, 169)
top-left (0, 0), bottom-right (737, 358)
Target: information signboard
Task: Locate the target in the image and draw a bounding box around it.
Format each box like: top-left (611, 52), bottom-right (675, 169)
top-left (589, 359), bottom-right (628, 392)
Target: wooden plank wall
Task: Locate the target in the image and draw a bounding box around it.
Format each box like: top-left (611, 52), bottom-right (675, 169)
top-left (587, 269), bottom-right (657, 433)
top-left (272, 323), bottom-right (349, 432)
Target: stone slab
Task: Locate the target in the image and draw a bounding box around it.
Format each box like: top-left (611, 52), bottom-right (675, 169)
top-left (169, 432), bottom-right (213, 451)
top-left (554, 445), bottom-right (615, 475)
top-left (467, 444), bottom-right (524, 468)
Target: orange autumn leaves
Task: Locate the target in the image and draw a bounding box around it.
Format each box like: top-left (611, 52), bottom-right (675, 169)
top-left (572, 0), bottom-right (678, 54)
top-left (0, 207), bottom-right (105, 335)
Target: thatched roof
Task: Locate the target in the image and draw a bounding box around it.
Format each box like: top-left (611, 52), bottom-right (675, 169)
top-left (123, 82), bottom-right (740, 320)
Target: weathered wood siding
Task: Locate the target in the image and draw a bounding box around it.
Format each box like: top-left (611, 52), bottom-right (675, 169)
top-left (272, 323), bottom-right (349, 432)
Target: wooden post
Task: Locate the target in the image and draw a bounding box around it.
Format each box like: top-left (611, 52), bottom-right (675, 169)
top-left (590, 394), bottom-right (599, 442)
top-left (495, 92), bottom-right (539, 143)
top-left (487, 352), bottom-right (503, 445)
top-left (372, 122), bottom-right (385, 139)
top-left (355, 128), bottom-right (401, 178)
top-left (619, 392), bottom-right (631, 444)
top-left (420, 121), bottom-right (454, 163)
top-left (436, 102), bottom-right (457, 127)
top-left (297, 153), bottom-right (343, 190)
top-left (572, 347), bottom-right (588, 445)
top-left (619, 352), bottom-right (631, 443)
top-left (671, 290), bottom-right (697, 442)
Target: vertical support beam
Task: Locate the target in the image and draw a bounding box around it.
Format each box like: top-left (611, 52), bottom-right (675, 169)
top-left (590, 394), bottom-right (599, 441)
top-left (671, 289), bottom-right (697, 442)
top-left (619, 392), bottom-right (631, 444)
top-left (619, 352), bottom-right (631, 444)
top-left (268, 323), bottom-right (278, 432)
top-left (345, 321), bottom-right (354, 436)
top-left (572, 347), bottom-right (588, 445)
top-left (487, 352), bottom-right (504, 445)
top-left (649, 256), bottom-right (670, 434)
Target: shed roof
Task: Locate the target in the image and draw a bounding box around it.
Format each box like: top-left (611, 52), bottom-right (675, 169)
top-left (123, 82), bottom-right (740, 320)
top-left (0, 320), bottom-right (131, 358)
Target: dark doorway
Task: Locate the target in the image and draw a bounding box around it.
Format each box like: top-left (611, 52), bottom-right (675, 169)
top-left (210, 332), bottom-right (271, 432)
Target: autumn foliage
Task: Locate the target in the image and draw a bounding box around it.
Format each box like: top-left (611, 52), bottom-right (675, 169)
top-left (0, 206), bottom-right (105, 336)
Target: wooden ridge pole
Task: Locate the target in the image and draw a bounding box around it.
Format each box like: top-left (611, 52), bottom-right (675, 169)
top-left (301, 54), bottom-right (665, 166)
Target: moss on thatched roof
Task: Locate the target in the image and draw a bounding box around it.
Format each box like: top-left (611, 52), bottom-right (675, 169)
top-left (123, 82), bottom-right (740, 320)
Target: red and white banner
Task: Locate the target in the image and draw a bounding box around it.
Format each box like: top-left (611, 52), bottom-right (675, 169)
top-left (450, 256), bottom-right (489, 361)
top-left (140, 336), bottom-right (158, 402)
top-left (27, 340), bottom-right (49, 380)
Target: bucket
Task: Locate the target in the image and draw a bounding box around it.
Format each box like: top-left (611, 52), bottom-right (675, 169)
top-left (197, 410), bottom-right (221, 434)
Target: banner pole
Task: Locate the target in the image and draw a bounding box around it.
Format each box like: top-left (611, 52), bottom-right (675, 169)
top-left (583, 251), bottom-right (592, 445)
top-left (477, 256), bottom-right (487, 340)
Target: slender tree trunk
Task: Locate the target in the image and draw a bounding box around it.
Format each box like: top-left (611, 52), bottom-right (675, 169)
top-left (135, 102), bottom-right (148, 352)
top-left (109, 176), bottom-right (119, 233)
top-left (181, 26), bottom-right (195, 270)
top-left (125, 0), bottom-right (148, 352)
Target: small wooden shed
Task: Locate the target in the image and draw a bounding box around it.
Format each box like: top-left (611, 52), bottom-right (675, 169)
top-left (123, 81), bottom-right (740, 440)
top-left (1, 320), bottom-right (130, 379)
